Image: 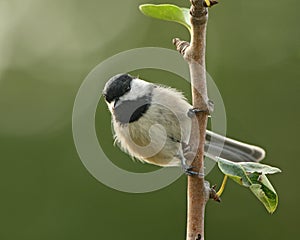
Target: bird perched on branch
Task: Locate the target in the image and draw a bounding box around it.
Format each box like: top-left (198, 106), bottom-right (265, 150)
top-left (102, 73), bottom-right (265, 175)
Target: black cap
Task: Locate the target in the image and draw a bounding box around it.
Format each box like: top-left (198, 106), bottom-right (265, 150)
top-left (103, 73), bottom-right (133, 103)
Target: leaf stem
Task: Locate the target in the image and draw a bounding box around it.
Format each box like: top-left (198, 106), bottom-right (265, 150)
top-left (216, 175), bottom-right (228, 197)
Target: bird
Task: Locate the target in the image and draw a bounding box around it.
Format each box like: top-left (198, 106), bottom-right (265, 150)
top-left (102, 73), bottom-right (265, 175)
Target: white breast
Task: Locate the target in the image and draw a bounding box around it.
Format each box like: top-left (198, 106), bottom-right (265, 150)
top-left (112, 82), bottom-right (193, 167)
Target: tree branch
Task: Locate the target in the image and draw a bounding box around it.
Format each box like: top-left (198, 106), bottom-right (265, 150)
top-left (173, 1), bottom-right (217, 239)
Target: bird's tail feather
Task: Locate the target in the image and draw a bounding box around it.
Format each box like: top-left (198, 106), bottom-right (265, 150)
top-left (205, 130), bottom-right (265, 162)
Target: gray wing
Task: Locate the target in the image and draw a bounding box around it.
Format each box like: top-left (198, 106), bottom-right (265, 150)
top-left (205, 130), bottom-right (265, 162)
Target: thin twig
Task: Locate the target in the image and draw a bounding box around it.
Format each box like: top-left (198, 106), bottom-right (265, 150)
top-left (173, 1), bottom-right (217, 239)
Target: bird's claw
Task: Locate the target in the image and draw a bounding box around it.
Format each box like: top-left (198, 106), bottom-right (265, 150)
top-left (188, 100), bottom-right (214, 118)
top-left (182, 165), bottom-right (204, 178)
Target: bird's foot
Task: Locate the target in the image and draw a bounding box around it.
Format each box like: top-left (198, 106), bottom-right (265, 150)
top-left (182, 165), bottom-right (204, 178)
top-left (188, 100), bottom-right (214, 118)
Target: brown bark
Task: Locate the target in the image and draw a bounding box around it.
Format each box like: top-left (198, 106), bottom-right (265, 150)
top-left (173, 1), bottom-right (218, 239)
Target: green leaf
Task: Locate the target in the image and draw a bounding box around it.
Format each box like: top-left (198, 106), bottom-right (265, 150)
top-left (139, 4), bottom-right (191, 31)
top-left (249, 173), bottom-right (278, 213)
top-left (239, 162), bottom-right (281, 175)
top-left (217, 158), bottom-right (252, 187)
top-left (217, 158), bottom-right (280, 213)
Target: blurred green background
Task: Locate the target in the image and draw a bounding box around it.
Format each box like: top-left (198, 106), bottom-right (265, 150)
top-left (0, 0), bottom-right (299, 239)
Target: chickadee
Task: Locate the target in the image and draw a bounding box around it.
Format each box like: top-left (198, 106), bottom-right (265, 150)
top-left (102, 73), bottom-right (265, 175)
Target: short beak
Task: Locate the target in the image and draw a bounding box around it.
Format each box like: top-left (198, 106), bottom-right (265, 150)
top-left (113, 98), bottom-right (121, 109)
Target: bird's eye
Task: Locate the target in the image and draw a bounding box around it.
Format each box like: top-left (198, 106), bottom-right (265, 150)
top-left (126, 86), bottom-right (131, 91)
